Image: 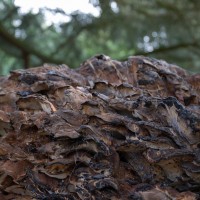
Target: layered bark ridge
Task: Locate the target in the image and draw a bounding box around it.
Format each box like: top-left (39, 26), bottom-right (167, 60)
top-left (0, 55), bottom-right (199, 199)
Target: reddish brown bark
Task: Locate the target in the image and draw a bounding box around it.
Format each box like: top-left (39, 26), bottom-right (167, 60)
top-left (0, 55), bottom-right (199, 199)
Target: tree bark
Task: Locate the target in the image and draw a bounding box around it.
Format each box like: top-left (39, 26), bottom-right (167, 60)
top-left (0, 55), bottom-right (199, 199)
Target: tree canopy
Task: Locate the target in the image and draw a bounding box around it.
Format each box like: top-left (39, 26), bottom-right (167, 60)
top-left (0, 0), bottom-right (200, 75)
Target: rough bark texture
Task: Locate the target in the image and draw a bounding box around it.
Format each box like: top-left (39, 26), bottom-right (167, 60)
top-left (0, 55), bottom-right (200, 199)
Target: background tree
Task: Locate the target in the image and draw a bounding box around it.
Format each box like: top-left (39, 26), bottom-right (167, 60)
top-left (0, 0), bottom-right (200, 75)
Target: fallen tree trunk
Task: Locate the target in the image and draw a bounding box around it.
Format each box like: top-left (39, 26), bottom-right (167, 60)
top-left (0, 55), bottom-right (199, 199)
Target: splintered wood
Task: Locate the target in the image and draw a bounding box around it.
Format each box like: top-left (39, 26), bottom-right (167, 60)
top-left (0, 55), bottom-right (199, 199)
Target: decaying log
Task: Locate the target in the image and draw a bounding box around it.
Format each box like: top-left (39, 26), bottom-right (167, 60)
top-left (0, 55), bottom-right (199, 199)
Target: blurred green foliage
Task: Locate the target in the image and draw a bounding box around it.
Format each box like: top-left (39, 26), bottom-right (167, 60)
top-left (0, 0), bottom-right (200, 75)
